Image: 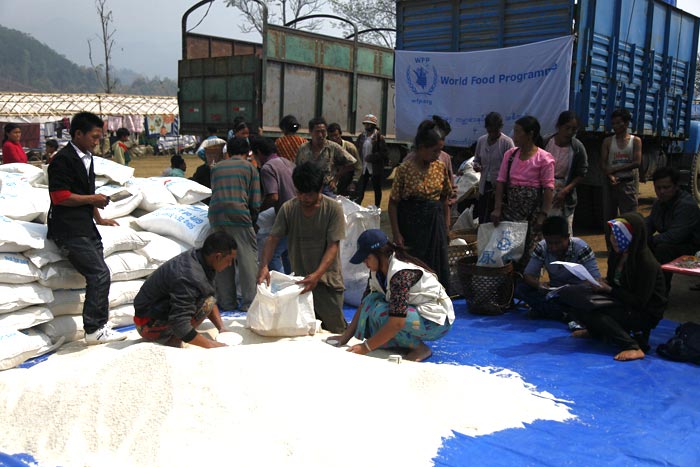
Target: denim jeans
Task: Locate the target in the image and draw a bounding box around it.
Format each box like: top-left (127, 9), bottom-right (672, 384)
top-left (55, 235), bottom-right (111, 334)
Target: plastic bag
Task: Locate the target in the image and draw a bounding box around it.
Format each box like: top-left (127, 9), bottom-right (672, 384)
top-left (476, 221), bottom-right (528, 267)
top-left (246, 271), bottom-right (319, 337)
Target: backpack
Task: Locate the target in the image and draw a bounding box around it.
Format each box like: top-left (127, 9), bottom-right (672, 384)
top-left (656, 322), bottom-right (700, 364)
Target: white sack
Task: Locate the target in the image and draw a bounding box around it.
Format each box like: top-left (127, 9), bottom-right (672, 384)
top-left (127, 177), bottom-right (178, 212)
top-left (0, 253), bottom-right (41, 284)
top-left (108, 280), bottom-right (144, 308)
top-left (0, 163), bottom-right (45, 186)
top-left (97, 224), bottom-right (149, 255)
top-left (105, 251), bottom-right (157, 281)
top-left (476, 221), bottom-right (528, 267)
top-left (0, 328), bottom-right (57, 371)
top-left (0, 216), bottom-right (45, 253)
top-left (160, 177), bottom-right (211, 205)
top-left (455, 157), bottom-right (480, 203)
top-left (46, 289), bottom-right (85, 317)
top-left (246, 271), bottom-right (318, 337)
top-left (135, 231), bottom-right (190, 265)
top-left (108, 304), bottom-right (135, 329)
top-left (452, 205), bottom-right (478, 231)
top-left (0, 306), bottom-right (53, 331)
top-left (135, 205), bottom-right (210, 248)
top-left (35, 315), bottom-right (85, 343)
top-left (39, 261), bottom-right (86, 289)
top-left (0, 171), bottom-right (34, 193)
top-left (337, 197), bottom-right (381, 307)
top-left (0, 188), bottom-right (49, 222)
top-left (92, 156), bottom-right (135, 185)
top-left (0, 282), bottom-right (53, 314)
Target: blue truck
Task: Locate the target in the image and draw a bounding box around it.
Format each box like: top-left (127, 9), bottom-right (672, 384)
top-left (396, 0), bottom-right (700, 227)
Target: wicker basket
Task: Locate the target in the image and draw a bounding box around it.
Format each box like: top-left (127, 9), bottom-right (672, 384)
top-left (457, 256), bottom-right (515, 315)
top-left (447, 229), bottom-right (478, 296)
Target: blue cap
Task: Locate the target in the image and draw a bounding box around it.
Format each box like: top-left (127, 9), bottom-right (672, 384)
top-left (349, 229), bottom-right (388, 264)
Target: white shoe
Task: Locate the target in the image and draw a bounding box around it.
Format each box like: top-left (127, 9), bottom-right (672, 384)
top-left (85, 324), bottom-right (127, 345)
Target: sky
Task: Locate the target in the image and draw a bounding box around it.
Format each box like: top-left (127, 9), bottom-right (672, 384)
top-left (1, 0), bottom-right (699, 81)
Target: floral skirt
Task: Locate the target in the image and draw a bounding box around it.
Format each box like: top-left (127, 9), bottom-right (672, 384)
top-left (354, 292), bottom-right (452, 350)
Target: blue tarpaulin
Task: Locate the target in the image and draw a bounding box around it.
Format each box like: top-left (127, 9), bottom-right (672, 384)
top-left (3, 299), bottom-right (700, 466)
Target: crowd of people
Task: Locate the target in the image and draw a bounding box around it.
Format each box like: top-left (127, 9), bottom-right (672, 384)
top-left (10, 106), bottom-right (698, 362)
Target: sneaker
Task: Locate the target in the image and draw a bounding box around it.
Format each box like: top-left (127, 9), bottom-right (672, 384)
top-left (568, 321), bottom-right (586, 332)
top-left (85, 324), bottom-right (127, 345)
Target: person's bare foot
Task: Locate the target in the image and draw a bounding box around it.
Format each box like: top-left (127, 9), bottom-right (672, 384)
top-left (571, 329), bottom-right (590, 338)
top-left (614, 349), bottom-right (645, 361)
top-left (405, 342), bottom-right (432, 362)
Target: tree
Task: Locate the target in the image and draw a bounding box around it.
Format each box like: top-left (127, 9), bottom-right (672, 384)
top-left (225, 0), bottom-right (326, 34)
top-left (88, 0), bottom-right (118, 93)
top-left (330, 0), bottom-right (395, 48)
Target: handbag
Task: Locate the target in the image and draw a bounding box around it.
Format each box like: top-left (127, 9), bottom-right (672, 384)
top-left (501, 148), bottom-right (519, 207)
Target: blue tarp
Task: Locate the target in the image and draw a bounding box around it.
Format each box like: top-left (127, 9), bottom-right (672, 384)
top-left (4, 299), bottom-right (700, 466)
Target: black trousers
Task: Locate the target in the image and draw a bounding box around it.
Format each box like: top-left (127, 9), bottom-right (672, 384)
top-left (354, 170), bottom-right (383, 207)
top-left (572, 306), bottom-right (657, 352)
top-left (55, 235), bottom-right (111, 334)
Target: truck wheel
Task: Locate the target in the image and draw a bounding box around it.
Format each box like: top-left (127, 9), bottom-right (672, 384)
top-left (691, 151), bottom-right (700, 204)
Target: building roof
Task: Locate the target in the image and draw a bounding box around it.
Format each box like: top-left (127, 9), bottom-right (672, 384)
top-left (0, 92), bottom-right (178, 123)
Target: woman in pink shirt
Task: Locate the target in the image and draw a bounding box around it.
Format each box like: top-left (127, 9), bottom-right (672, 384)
top-left (491, 116), bottom-right (555, 267)
top-left (2, 123), bottom-right (27, 164)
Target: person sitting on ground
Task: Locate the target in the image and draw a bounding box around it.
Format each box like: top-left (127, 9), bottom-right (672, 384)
top-left (516, 215), bottom-right (601, 323)
top-left (161, 155), bottom-right (187, 177)
top-left (44, 139), bottom-right (59, 163)
top-left (2, 123), bottom-right (27, 164)
top-left (133, 231), bottom-right (237, 348)
top-left (644, 166), bottom-right (700, 292)
top-left (558, 212), bottom-right (667, 361)
top-left (329, 229), bottom-right (454, 362)
top-left (111, 127), bottom-right (132, 166)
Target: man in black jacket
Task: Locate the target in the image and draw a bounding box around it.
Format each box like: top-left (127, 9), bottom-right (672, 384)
top-left (47, 111), bottom-right (126, 345)
top-left (353, 114), bottom-right (389, 207)
top-left (133, 232), bottom-right (237, 348)
top-left (644, 167), bottom-right (700, 291)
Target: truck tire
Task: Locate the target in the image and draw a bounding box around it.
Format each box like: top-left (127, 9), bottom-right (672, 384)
top-left (691, 151), bottom-right (700, 204)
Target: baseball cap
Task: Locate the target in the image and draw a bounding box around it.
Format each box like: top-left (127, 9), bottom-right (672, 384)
top-left (362, 114), bottom-right (378, 126)
top-left (349, 229), bottom-right (388, 264)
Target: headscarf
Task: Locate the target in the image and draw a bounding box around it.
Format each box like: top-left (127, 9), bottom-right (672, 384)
top-left (607, 218), bottom-right (633, 252)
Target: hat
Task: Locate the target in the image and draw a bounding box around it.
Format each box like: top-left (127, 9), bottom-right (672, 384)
top-left (350, 229), bottom-right (388, 264)
top-left (362, 114), bottom-right (378, 126)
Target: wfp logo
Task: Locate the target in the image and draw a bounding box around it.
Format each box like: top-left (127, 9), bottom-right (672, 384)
top-left (406, 60), bottom-right (437, 96)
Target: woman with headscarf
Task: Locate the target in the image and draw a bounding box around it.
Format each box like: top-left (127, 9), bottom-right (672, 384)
top-left (491, 115), bottom-right (555, 269)
top-left (275, 114), bottom-right (307, 163)
top-left (2, 123), bottom-right (27, 164)
top-left (328, 229), bottom-right (454, 362)
top-left (559, 212), bottom-right (667, 361)
top-left (389, 121), bottom-right (452, 290)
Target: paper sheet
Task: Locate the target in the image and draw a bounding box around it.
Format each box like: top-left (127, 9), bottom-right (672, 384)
top-left (551, 261), bottom-right (600, 286)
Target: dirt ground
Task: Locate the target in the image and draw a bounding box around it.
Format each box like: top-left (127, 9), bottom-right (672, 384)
top-left (130, 154), bottom-right (698, 323)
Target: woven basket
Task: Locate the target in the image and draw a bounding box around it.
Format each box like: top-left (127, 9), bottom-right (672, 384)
top-left (457, 256), bottom-right (515, 315)
top-left (447, 229), bottom-right (477, 297)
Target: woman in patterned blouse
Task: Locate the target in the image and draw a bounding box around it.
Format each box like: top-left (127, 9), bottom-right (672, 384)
top-left (329, 229), bottom-right (454, 362)
top-left (388, 121), bottom-right (453, 291)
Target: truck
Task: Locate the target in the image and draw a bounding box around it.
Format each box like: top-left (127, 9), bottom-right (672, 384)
top-left (178, 0), bottom-right (406, 168)
top-left (396, 0), bottom-right (700, 227)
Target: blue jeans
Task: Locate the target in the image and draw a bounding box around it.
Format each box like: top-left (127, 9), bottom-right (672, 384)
top-left (55, 235), bottom-right (111, 334)
top-left (268, 236), bottom-right (290, 274)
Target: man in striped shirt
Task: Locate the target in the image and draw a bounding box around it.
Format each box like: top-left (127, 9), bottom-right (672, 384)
top-left (209, 137), bottom-right (262, 311)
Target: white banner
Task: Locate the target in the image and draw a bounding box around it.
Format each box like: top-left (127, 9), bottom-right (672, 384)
top-left (395, 36), bottom-right (574, 147)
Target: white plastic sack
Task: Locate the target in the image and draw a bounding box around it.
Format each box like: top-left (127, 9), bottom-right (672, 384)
top-left (39, 261), bottom-right (86, 289)
top-left (35, 315), bottom-right (85, 343)
top-left (246, 271), bottom-right (318, 337)
top-left (476, 221), bottom-right (528, 267)
top-left (0, 306), bottom-right (53, 331)
top-left (0, 253), bottom-right (41, 284)
top-left (0, 188), bottom-right (49, 222)
top-left (161, 177), bottom-right (211, 205)
top-left (92, 156), bottom-right (135, 185)
top-left (97, 224), bottom-right (150, 255)
top-left (109, 304), bottom-right (135, 329)
top-left (0, 163), bottom-right (45, 186)
top-left (452, 205), bottom-right (478, 231)
top-left (127, 177), bottom-right (178, 212)
top-left (46, 289), bottom-right (85, 317)
top-left (0, 216), bottom-right (45, 253)
top-left (0, 282), bottom-right (53, 314)
top-left (108, 280), bottom-right (145, 308)
top-left (135, 231), bottom-right (190, 265)
top-left (0, 328), bottom-right (63, 371)
top-left (455, 157), bottom-right (480, 203)
top-left (96, 184), bottom-right (144, 219)
top-left (106, 251), bottom-right (157, 281)
top-left (338, 197), bottom-right (381, 307)
top-left (0, 171), bottom-right (34, 193)
top-left (135, 205), bottom-right (211, 248)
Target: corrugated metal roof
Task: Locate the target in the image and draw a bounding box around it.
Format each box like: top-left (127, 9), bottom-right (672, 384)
top-left (0, 93), bottom-right (178, 120)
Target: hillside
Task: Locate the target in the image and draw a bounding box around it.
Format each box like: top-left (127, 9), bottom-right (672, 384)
top-left (0, 25), bottom-right (176, 96)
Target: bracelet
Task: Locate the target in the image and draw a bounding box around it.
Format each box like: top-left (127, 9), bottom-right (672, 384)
top-left (363, 339), bottom-right (372, 352)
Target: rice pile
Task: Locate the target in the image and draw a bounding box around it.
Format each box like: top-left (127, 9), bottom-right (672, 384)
top-left (0, 319), bottom-right (575, 467)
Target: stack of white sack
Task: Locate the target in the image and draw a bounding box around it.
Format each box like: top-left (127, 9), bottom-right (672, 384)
top-left (0, 168), bottom-right (50, 223)
top-left (0, 215), bottom-right (59, 370)
top-left (126, 176), bottom-right (211, 212)
top-left (337, 197), bottom-right (381, 307)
